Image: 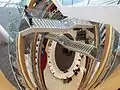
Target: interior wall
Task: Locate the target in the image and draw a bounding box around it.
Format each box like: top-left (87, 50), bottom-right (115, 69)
top-left (52, 0), bottom-right (120, 33)
top-left (61, 6), bottom-right (120, 33)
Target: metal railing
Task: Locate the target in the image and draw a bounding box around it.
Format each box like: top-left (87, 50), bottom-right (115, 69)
top-left (45, 33), bottom-right (97, 59)
top-left (7, 10), bottom-right (28, 90)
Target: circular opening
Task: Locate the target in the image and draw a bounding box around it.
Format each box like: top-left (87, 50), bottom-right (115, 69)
top-left (55, 33), bottom-right (75, 72)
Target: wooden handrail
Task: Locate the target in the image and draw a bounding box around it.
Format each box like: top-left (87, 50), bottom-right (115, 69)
top-left (31, 32), bottom-right (41, 89)
top-left (78, 24), bottom-right (99, 90)
top-left (94, 24), bottom-right (99, 48)
top-left (85, 24), bottom-right (112, 90)
top-left (38, 36), bottom-right (48, 90)
top-left (28, 0), bottom-right (36, 9)
top-left (16, 36), bottom-right (30, 89)
top-left (78, 57), bottom-right (91, 89)
top-left (18, 33), bottom-right (36, 90)
top-left (82, 25), bottom-right (99, 88)
top-left (78, 25), bottom-right (98, 89)
top-left (79, 59), bottom-right (96, 90)
top-left (94, 65), bottom-right (120, 90)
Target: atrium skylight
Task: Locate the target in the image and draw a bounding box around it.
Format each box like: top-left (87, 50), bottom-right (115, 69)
top-left (0, 0), bottom-right (20, 7)
top-left (58, 0), bottom-right (119, 6)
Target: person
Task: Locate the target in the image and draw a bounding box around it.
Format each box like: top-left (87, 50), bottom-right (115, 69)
top-left (117, 88), bottom-right (120, 90)
top-left (73, 69), bottom-right (78, 76)
top-left (68, 77), bottom-right (72, 82)
top-left (41, 44), bottom-right (47, 71)
top-left (24, 5), bottom-right (33, 26)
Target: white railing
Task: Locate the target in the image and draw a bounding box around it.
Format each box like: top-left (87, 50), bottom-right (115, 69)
top-left (45, 33), bottom-right (96, 59)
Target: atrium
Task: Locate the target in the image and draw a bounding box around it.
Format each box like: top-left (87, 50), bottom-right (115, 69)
top-left (0, 0), bottom-right (120, 90)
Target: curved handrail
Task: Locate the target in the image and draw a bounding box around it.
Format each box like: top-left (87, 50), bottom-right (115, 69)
top-left (7, 18), bottom-right (30, 89)
top-left (9, 54), bottom-right (24, 90)
top-left (28, 0), bottom-right (36, 9)
top-left (79, 25), bottom-right (99, 88)
top-left (78, 25), bottom-right (98, 89)
top-left (94, 24), bottom-right (99, 48)
top-left (31, 32), bottom-right (41, 89)
top-left (0, 55), bottom-right (21, 89)
top-left (103, 32), bottom-right (119, 80)
top-left (78, 58), bottom-right (96, 90)
top-left (17, 33), bottom-right (36, 90)
top-left (38, 35), bottom-right (48, 90)
top-left (91, 30), bottom-right (119, 88)
top-left (93, 65), bottom-right (120, 90)
top-left (85, 24), bottom-right (113, 90)
top-left (78, 56), bottom-right (90, 88)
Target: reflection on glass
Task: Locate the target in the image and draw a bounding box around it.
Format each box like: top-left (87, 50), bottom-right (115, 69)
top-left (59, 0), bottom-right (84, 5)
top-left (100, 30), bottom-right (119, 80)
top-left (59, 0), bottom-right (118, 6)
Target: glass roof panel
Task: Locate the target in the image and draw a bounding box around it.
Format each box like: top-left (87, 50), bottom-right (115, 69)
top-left (89, 0), bottom-right (118, 5)
top-left (59, 0), bottom-right (119, 6)
top-left (59, 0), bottom-right (85, 5)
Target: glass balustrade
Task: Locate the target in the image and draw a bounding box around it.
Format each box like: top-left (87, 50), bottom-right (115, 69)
top-left (88, 0), bottom-right (118, 5)
top-left (58, 0), bottom-right (119, 6)
top-left (7, 15), bottom-right (28, 89)
top-left (17, 3), bottom-right (24, 17)
top-left (96, 29), bottom-right (120, 83)
top-left (16, 0), bottom-right (30, 17)
top-left (59, 0), bottom-right (85, 6)
top-left (7, 17), bottom-right (21, 56)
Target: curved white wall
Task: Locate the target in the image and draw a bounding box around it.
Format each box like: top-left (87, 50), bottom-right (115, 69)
top-left (61, 6), bottom-right (120, 33)
top-left (0, 24), bottom-right (13, 44)
top-left (52, 0), bottom-right (120, 33)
